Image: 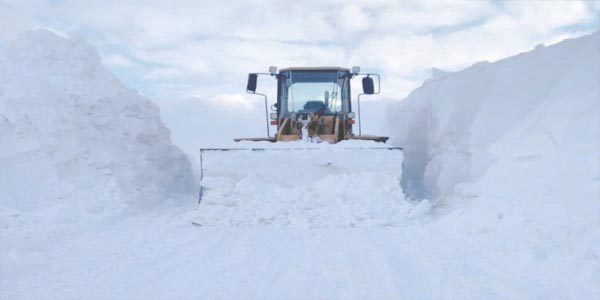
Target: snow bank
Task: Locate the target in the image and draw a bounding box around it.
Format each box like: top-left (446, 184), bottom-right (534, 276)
top-left (0, 30), bottom-right (195, 221)
top-left (387, 32), bottom-right (600, 297)
top-left (390, 32), bottom-right (599, 203)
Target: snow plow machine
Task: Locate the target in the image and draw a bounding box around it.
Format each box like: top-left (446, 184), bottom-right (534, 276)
top-left (196, 67), bottom-right (404, 226)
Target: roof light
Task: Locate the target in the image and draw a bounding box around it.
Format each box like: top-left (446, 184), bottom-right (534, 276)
top-left (269, 66), bottom-right (277, 75)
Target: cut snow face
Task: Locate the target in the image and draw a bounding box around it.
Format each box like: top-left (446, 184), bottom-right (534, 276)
top-left (193, 141), bottom-right (417, 228)
top-left (390, 32), bottom-right (600, 204)
top-left (0, 30), bottom-right (195, 219)
top-left (382, 32), bottom-right (600, 298)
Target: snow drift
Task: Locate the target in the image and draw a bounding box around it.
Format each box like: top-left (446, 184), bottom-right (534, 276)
top-left (386, 32), bottom-right (600, 297)
top-left (0, 30), bottom-right (195, 222)
top-left (390, 32), bottom-right (600, 204)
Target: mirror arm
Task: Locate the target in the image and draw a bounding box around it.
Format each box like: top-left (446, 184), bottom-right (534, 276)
top-left (357, 93), bottom-right (364, 136)
top-left (247, 90), bottom-right (271, 138)
top-left (355, 73), bottom-right (381, 136)
top-left (246, 72), bottom-right (278, 138)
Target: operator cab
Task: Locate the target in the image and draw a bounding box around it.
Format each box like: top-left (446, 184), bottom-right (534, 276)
top-left (276, 67), bottom-right (352, 120)
top-left (271, 67), bottom-right (354, 142)
top-left (240, 66), bottom-right (387, 144)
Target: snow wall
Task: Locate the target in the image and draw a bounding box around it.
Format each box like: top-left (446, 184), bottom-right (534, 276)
top-left (390, 32), bottom-right (599, 205)
top-left (0, 30), bottom-right (196, 218)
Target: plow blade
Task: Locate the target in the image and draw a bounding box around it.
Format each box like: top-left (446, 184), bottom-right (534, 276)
top-left (195, 144), bottom-right (407, 227)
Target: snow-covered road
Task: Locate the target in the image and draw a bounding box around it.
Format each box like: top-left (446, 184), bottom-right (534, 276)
top-left (4, 199), bottom-right (597, 300)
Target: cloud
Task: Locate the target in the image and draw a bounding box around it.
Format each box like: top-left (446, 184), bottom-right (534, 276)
top-left (338, 4), bottom-right (372, 34)
top-left (11, 2), bottom-right (600, 88)
top-left (209, 93), bottom-right (262, 111)
top-left (143, 67), bottom-right (184, 80)
top-left (502, 1), bottom-right (595, 33)
top-left (1, 0), bottom-right (598, 150)
top-left (373, 1), bottom-right (495, 34)
top-left (102, 53), bottom-right (136, 68)
top-left (345, 1), bottom-right (599, 97)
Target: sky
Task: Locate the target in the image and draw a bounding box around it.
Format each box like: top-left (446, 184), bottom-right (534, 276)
top-left (1, 0), bottom-right (599, 155)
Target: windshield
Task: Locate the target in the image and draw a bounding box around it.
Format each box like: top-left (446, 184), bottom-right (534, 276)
top-left (278, 70), bottom-right (350, 116)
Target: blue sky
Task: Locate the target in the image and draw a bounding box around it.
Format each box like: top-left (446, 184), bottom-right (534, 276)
top-left (1, 0), bottom-right (598, 153)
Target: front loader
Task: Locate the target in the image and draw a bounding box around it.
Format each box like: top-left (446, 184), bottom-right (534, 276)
top-left (235, 66), bottom-right (388, 143)
top-left (197, 66), bottom-right (402, 206)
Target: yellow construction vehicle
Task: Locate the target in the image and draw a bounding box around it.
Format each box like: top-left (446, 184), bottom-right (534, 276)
top-left (197, 66), bottom-right (401, 203)
top-left (236, 66), bottom-right (388, 143)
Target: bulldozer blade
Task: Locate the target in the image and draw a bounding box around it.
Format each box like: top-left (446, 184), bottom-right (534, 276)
top-left (198, 146), bottom-right (402, 204)
top-left (233, 137), bottom-right (276, 142)
top-left (348, 135), bottom-right (389, 143)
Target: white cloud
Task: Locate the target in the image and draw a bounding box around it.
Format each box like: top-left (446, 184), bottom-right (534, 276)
top-left (209, 93), bottom-right (262, 111)
top-left (347, 0), bottom-right (599, 97)
top-left (103, 53), bottom-right (136, 68)
top-left (1, 0), bottom-right (598, 148)
top-left (338, 4), bottom-right (372, 33)
top-left (502, 1), bottom-right (594, 33)
top-left (373, 1), bottom-right (495, 33)
top-left (143, 67), bottom-right (184, 80)
top-left (132, 45), bottom-right (211, 74)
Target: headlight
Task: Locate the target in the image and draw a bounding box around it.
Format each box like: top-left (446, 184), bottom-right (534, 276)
top-left (270, 113), bottom-right (278, 120)
top-left (347, 112), bottom-right (355, 119)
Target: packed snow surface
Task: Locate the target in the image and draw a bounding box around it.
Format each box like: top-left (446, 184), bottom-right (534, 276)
top-left (2, 30), bottom-right (599, 300)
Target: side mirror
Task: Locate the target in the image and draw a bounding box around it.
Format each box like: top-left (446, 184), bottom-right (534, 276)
top-left (247, 73), bottom-right (258, 93)
top-left (362, 76), bottom-right (375, 94)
